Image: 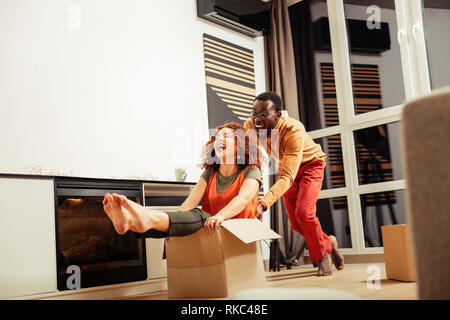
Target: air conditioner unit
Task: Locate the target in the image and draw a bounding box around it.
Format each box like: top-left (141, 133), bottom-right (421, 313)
top-left (197, 0), bottom-right (270, 38)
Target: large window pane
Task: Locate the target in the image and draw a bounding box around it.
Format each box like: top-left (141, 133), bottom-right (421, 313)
top-left (303, 0), bottom-right (339, 131)
top-left (317, 196), bottom-right (352, 249)
top-left (315, 134), bottom-right (345, 190)
top-left (344, 0), bottom-right (406, 113)
top-left (422, 0), bottom-right (450, 89)
top-left (360, 189), bottom-right (407, 248)
top-left (354, 122), bottom-right (404, 185)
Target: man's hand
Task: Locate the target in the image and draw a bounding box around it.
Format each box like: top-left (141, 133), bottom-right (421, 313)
top-left (256, 203), bottom-right (265, 221)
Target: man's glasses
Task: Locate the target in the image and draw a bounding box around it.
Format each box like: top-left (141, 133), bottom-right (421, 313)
top-left (250, 111), bottom-right (274, 119)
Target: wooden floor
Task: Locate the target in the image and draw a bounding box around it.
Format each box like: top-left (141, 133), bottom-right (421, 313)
top-left (119, 263), bottom-right (418, 300)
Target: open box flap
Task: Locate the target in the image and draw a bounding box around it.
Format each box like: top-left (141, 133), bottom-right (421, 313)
top-left (221, 219), bottom-right (281, 244)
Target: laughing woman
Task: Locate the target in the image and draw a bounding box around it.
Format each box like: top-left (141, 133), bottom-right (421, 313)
top-left (103, 122), bottom-right (262, 237)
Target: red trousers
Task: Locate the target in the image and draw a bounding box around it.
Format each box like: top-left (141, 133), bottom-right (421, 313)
top-left (282, 159), bottom-right (332, 263)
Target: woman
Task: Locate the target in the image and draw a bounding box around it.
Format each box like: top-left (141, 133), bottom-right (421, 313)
top-left (103, 122), bottom-right (262, 237)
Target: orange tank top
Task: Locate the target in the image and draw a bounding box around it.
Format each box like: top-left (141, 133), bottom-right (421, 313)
top-left (201, 170), bottom-right (257, 219)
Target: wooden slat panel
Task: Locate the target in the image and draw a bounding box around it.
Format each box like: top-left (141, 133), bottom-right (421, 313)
top-left (203, 34), bottom-right (256, 129)
top-left (320, 63), bottom-right (396, 209)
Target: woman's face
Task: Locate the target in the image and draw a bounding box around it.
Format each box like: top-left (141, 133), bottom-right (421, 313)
top-left (214, 127), bottom-right (236, 164)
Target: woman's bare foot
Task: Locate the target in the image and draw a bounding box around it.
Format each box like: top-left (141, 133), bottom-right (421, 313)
top-left (316, 252), bottom-right (333, 276)
top-left (329, 235), bottom-right (345, 270)
top-left (111, 194), bottom-right (154, 233)
top-left (102, 193), bottom-right (133, 235)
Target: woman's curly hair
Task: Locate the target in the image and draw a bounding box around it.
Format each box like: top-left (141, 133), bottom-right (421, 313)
top-left (200, 122), bottom-right (262, 172)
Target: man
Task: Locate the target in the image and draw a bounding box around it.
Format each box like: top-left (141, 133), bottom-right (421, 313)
top-left (244, 91), bottom-right (344, 276)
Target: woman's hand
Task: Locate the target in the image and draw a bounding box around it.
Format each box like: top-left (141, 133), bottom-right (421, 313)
top-left (204, 215), bottom-right (225, 233)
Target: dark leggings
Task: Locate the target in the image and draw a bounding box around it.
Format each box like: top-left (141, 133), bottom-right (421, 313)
top-left (134, 208), bottom-right (211, 239)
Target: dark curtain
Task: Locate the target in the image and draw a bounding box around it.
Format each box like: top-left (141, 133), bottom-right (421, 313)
top-left (288, 0), bottom-right (320, 132)
top-left (265, 0), bottom-right (300, 120)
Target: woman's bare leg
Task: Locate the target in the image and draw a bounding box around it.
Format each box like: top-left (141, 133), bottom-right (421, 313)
top-left (111, 194), bottom-right (170, 233)
top-left (104, 193), bottom-right (170, 234)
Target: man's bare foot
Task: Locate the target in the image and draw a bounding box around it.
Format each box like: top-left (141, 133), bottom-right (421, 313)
top-left (111, 193), bottom-right (153, 233)
top-left (102, 193), bottom-right (133, 235)
top-left (329, 235), bottom-right (345, 270)
top-left (316, 252), bottom-right (333, 276)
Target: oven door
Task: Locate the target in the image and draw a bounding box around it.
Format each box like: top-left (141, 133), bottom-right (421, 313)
top-left (54, 180), bottom-right (147, 290)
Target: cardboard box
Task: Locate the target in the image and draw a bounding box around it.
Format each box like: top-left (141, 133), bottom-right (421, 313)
top-left (165, 218), bottom-right (281, 298)
top-left (381, 224), bottom-right (416, 282)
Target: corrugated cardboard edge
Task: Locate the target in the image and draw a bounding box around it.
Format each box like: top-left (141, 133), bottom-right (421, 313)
top-left (221, 219), bottom-right (281, 244)
top-left (166, 228), bottom-right (229, 298)
top-left (219, 228), bottom-right (267, 297)
top-left (381, 224), bottom-right (416, 282)
top-left (165, 228), bottom-right (224, 268)
top-left (165, 220), bottom-right (280, 298)
top-left (402, 225), bottom-right (416, 281)
top-left (167, 263), bottom-right (228, 298)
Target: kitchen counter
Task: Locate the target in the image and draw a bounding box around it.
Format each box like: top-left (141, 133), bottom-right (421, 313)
top-left (0, 172), bottom-right (195, 185)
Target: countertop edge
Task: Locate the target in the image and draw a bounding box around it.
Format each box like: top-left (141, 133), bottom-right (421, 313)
top-left (0, 173), bottom-right (196, 185)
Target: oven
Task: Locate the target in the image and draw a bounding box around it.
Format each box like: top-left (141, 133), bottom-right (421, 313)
top-left (54, 179), bottom-right (147, 291)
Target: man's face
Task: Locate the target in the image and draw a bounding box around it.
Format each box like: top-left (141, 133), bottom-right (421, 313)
top-left (251, 99), bottom-right (281, 135)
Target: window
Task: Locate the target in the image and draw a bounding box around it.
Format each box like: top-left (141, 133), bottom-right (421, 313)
top-left (294, 0), bottom-right (428, 254)
top-left (422, 0), bottom-right (450, 89)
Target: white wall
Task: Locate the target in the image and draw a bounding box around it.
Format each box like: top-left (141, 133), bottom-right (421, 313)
top-left (0, 0), bottom-right (266, 183)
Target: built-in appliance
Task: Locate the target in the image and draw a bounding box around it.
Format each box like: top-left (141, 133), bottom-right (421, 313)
top-left (197, 0), bottom-right (270, 37)
top-left (54, 179), bottom-right (147, 291)
top-left (314, 17), bottom-right (391, 53)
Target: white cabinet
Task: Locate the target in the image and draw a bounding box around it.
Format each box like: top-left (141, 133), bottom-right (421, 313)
top-left (0, 178), bottom-right (57, 299)
top-left (146, 238), bottom-right (167, 279)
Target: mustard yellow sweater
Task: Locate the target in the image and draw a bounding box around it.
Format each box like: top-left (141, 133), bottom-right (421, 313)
top-left (244, 116), bottom-right (326, 209)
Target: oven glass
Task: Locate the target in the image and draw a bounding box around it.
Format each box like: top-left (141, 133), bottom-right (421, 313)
top-left (56, 194), bottom-right (146, 290)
